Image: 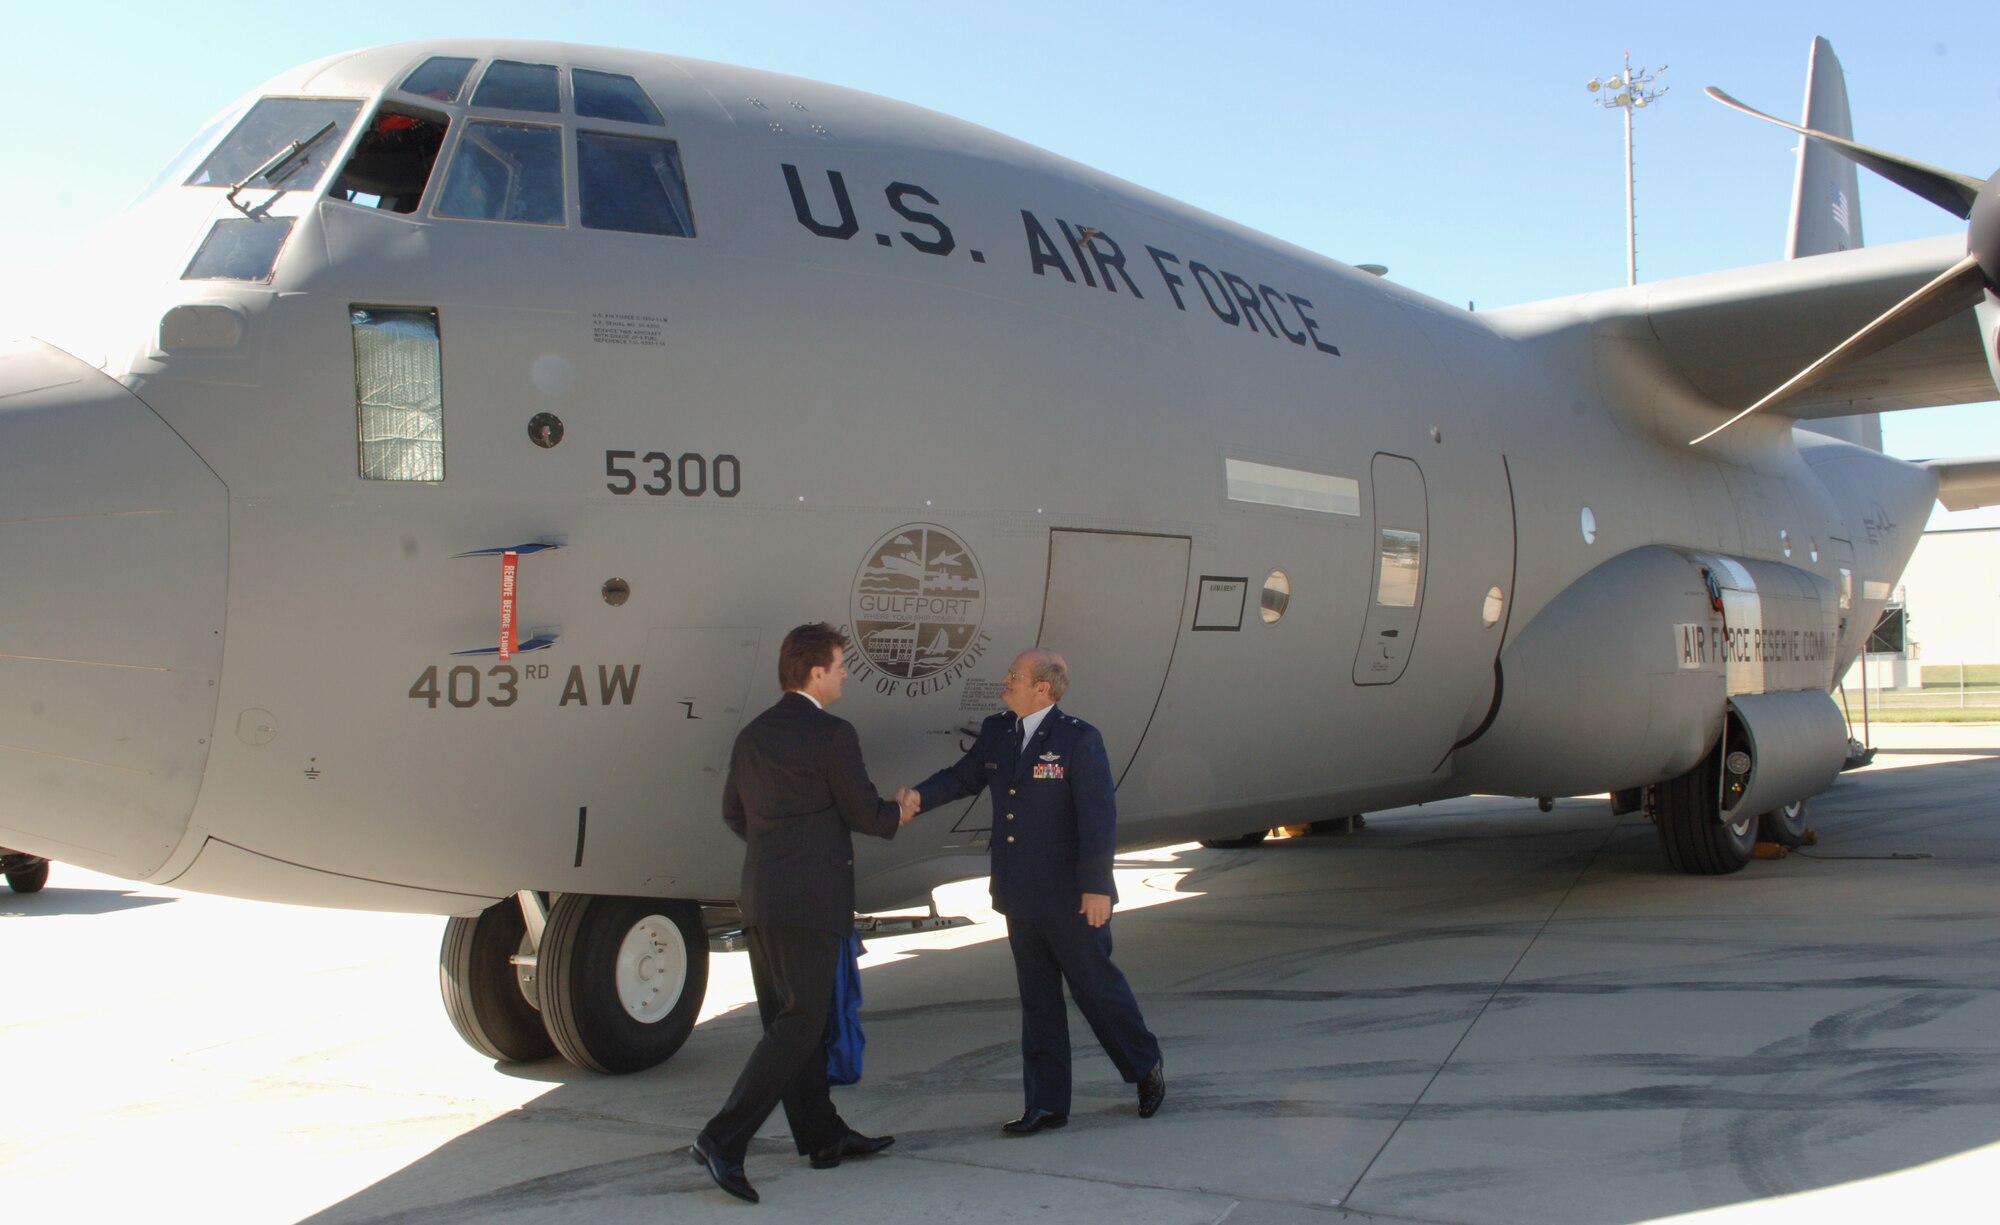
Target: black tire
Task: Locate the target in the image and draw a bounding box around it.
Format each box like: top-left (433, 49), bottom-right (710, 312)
top-left (1199, 830), bottom-right (1268, 849)
top-left (1760, 799), bottom-right (1810, 848)
top-left (539, 895), bottom-right (709, 1074)
top-left (5, 857), bottom-right (49, 893)
top-left (440, 900), bottom-right (556, 1064)
top-left (1652, 749), bottom-right (1756, 875)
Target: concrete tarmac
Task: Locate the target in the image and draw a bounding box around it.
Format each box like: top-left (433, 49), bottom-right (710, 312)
top-left (3, 722), bottom-right (1998, 1224)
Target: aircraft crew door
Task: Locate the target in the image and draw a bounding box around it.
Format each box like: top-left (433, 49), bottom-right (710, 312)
top-left (1353, 454), bottom-right (1429, 685)
top-left (1035, 529), bottom-right (1191, 785)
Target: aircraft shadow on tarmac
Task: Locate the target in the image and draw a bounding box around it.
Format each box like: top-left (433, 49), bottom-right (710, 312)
top-left (305, 752), bottom-right (2000, 1225)
top-left (0, 887), bottom-right (175, 919)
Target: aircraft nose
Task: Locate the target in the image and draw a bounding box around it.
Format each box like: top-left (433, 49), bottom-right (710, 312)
top-left (0, 341), bottom-right (227, 878)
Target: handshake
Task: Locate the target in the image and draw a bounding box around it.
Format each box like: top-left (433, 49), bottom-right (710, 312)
top-left (892, 787), bottom-right (924, 826)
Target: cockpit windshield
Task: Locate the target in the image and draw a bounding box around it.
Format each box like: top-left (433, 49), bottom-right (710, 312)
top-left (400, 56), bottom-right (476, 103)
top-left (574, 69), bottom-right (665, 126)
top-left (184, 98), bottom-right (362, 193)
top-left (471, 61), bottom-right (560, 113)
top-left (436, 121), bottom-right (565, 225)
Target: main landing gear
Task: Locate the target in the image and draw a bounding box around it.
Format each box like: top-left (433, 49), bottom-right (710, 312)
top-left (1648, 746), bottom-right (1759, 874)
top-left (1758, 799), bottom-right (1813, 848)
top-left (440, 893), bottom-right (709, 1073)
top-left (1645, 741), bottom-right (1826, 874)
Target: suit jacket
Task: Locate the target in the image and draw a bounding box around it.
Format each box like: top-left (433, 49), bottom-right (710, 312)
top-left (722, 692), bottom-right (901, 934)
top-left (915, 704), bottom-right (1118, 918)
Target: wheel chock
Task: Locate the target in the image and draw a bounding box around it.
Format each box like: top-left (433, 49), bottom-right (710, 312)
top-left (1753, 841), bottom-right (1790, 860)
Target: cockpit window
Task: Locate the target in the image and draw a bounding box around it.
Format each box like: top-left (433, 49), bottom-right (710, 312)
top-left (578, 133), bottom-right (694, 237)
top-left (138, 100), bottom-right (249, 204)
top-left (330, 108), bottom-right (449, 214)
top-left (471, 60), bottom-right (560, 113)
top-left (573, 69), bottom-right (665, 126)
top-left (400, 56), bottom-right (477, 103)
top-left (436, 121), bottom-right (564, 225)
top-left (183, 217), bottom-right (295, 281)
top-left (184, 98), bottom-right (362, 193)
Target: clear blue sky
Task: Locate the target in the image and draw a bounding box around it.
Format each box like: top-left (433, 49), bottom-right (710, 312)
top-left (5, 2), bottom-right (1997, 523)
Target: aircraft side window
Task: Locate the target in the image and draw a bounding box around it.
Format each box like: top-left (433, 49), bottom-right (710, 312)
top-left (352, 306), bottom-right (445, 482)
top-left (577, 132), bottom-right (695, 237)
top-left (573, 69), bottom-right (665, 125)
top-left (183, 217), bottom-right (295, 282)
top-left (183, 97), bottom-right (363, 192)
top-left (400, 55), bottom-right (477, 103)
top-left (472, 60), bottom-right (561, 113)
top-left (1376, 529), bottom-right (1422, 608)
top-left (1260, 570), bottom-right (1291, 624)
top-left (435, 121), bottom-right (565, 226)
top-left (330, 109), bottom-right (449, 214)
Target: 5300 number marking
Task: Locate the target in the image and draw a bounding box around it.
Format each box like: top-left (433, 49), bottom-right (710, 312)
top-left (605, 451), bottom-right (740, 497)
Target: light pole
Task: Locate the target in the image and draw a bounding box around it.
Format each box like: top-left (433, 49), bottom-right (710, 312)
top-left (1587, 53), bottom-right (1669, 286)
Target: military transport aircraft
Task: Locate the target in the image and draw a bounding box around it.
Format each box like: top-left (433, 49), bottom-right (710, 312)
top-left (2, 36), bottom-right (1996, 1075)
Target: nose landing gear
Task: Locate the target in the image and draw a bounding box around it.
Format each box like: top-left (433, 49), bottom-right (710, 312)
top-left (439, 893), bottom-right (710, 1073)
top-left (2, 850), bottom-right (49, 894)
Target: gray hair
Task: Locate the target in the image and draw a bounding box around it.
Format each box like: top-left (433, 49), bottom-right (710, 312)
top-left (1023, 648), bottom-right (1069, 701)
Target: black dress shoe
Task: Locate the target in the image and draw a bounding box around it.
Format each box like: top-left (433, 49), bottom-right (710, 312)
top-left (1001, 1108), bottom-right (1068, 1135)
top-left (691, 1135), bottom-right (759, 1203)
top-left (809, 1128), bottom-right (895, 1169)
top-left (1137, 1059), bottom-right (1166, 1118)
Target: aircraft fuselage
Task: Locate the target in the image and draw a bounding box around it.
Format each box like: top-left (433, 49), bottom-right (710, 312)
top-left (0, 41), bottom-right (1935, 917)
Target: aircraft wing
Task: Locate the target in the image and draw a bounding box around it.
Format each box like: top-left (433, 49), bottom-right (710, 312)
top-left (1490, 234), bottom-right (1994, 419)
top-left (1923, 456), bottom-right (2000, 510)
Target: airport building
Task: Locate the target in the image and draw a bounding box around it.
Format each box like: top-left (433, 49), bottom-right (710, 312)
top-left (1898, 526), bottom-right (2000, 673)
top-left (1844, 526), bottom-right (2000, 693)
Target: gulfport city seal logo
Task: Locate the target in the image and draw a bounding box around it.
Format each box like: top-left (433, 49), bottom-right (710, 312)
top-left (849, 524), bottom-right (990, 696)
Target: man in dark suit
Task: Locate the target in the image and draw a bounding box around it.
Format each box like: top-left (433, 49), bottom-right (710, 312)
top-left (908, 648), bottom-right (1164, 1135)
top-left (692, 623), bottom-right (917, 1203)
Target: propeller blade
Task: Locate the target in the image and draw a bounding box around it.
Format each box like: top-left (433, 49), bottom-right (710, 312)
top-left (1705, 86), bottom-right (1984, 219)
top-left (1690, 253), bottom-right (1986, 445)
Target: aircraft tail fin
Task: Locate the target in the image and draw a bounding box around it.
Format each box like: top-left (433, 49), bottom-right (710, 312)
top-left (1788, 37), bottom-right (1864, 259)
top-left (1789, 36), bottom-right (1883, 450)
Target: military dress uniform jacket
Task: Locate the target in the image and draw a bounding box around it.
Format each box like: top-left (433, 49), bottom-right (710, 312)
top-left (915, 705), bottom-right (1118, 918)
top-left (722, 691), bottom-right (902, 935)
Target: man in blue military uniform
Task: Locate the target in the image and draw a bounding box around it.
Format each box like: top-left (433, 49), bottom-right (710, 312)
top-left (909, 648), bottom-right (1164, 1134)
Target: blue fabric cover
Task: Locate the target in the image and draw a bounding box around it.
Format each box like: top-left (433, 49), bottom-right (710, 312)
top-left (825, 928), bottom-right (865, 1085)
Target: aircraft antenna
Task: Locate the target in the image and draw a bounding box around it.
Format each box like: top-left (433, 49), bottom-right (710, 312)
top-left (1586, 52), bottom-right (1670, 286)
